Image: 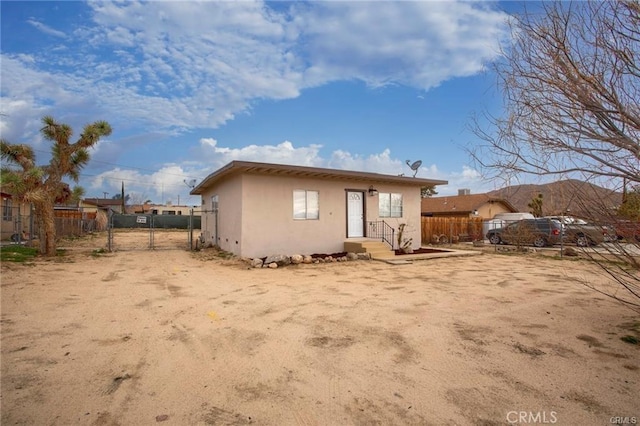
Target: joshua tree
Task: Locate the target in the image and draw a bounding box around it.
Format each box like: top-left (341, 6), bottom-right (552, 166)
top-left (1, 116), bottom-right (112, 256)
top-left (528, 193), bottom-right (543, 217)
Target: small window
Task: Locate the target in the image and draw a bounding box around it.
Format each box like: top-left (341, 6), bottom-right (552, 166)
top-left (379, 193), bottom-right (403, 218)
top-left (211, 195), bottom-right (219, 212)
top-left (2, 198), bottom-right (12, 221)
top-left (293, 190), bottom-right (319, 220)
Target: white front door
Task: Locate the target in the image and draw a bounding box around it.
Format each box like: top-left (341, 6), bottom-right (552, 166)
top-left (347, 191), bottom-right (364, 238)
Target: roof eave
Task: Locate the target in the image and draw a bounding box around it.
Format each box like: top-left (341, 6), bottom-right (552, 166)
top-left (190, 160), bottom-right (448, 195)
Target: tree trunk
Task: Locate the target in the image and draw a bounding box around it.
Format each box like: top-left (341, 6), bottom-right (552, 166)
top-left (35, 201), bottom-right (57, 256)
top-left (35, 210), bottom-right (44, 254)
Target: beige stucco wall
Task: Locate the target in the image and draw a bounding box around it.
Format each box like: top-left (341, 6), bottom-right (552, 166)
top-left (78, 201), bottom-right (100, 214)
top-left (199, 173), bottom-right (424, 258)
top-left (476, 202), bottom-right (513, 220)
top-left (199, 175), bottom-right (243, 253)
top-left (1, 198), bottom-right (31, 240)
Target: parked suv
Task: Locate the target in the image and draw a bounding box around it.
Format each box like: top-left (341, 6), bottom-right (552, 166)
top-left (486, 218), bottom-right (563, 248)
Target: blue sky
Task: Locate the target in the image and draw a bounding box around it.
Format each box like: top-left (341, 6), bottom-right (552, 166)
top-left (1, 1), bottom-right (517, 206)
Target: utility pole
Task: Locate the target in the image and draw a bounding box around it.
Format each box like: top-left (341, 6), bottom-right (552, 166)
top-left (121, 182), bottom-right (125, 214)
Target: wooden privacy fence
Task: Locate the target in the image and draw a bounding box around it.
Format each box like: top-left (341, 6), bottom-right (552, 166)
top-left (54, 211), bottom-right (103, 238)
top-left (421, 217), bottom-right (484, 244)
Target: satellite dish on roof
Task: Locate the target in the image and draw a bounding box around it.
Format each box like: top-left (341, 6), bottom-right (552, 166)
top-left (406, 159), bottom-right (422, 177)
top-left (184, 179), bottom-right (197, 189)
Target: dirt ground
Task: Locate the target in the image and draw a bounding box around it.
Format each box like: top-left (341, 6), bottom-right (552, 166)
top-left (1, 231), bottom-right (639, 425)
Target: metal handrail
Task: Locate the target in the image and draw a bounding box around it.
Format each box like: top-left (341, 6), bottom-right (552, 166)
top-left (367, 220), bottom-right (395, 250)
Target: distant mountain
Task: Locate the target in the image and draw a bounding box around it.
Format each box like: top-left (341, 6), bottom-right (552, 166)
top-left (487, 179), bottom-right (623, 219)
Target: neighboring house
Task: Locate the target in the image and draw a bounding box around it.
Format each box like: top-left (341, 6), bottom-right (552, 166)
top-left (190, 161), bottom-right (447, 258)
top-left (82, 198), bottom-right (127, 214)
top-left (128, 202), bottom-right (198, 215)
top-left (82, 198), bottom-right (198, 215)
top-left (129, 203), bottom-right (151, 214)
top-left (53, 200), bottom-right (106, 235)
top-left (54, 199), bottom-right (84, 214)
top-left (146, 202), bottom-right (197, 216)
top-left (421, 191), bottom-right (517, 219)
top-left (78, 199), bottom-right (103, 214)
top-left (0, 192), bottom-right (31, 240)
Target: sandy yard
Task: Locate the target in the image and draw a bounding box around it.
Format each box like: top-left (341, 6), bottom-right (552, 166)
top-left (1, 231), bottom-right (639, 426)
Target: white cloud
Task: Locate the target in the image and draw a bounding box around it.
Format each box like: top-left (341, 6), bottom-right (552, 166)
top-left (89, 164), bottom-right (201, 205)
top-left (291, 1), bottom-right (509, 89)
top-left (0, 98), bottom-right (45, 144)
top-left (0, 55), bottom-right (112, 142)
top-left (105, 26), bottom-right (136, 47)
top-left (4, 1), bottom-right (512, 202)
top-left (86, 139), bottom-right (491, 203)
top-left (461, 165), bottom-right (482, 180)
top-left (199, 138), bottom-right (218, 148)
top-left (2, 1), bottom-right (510, 141)
top-left (27, 19), bottom-right (67, 38)
top-left (328, 149), bottom-right (404, 175)
top-left (436, 165), bottom-right (495, 196)
top-left (197, 138), bottom-right (323, 168)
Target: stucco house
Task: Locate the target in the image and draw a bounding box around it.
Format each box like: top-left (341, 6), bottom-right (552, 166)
top-left (82, 198), bottom-right (127, 214)
top-left (421, 191), bottom-right (517, 219)
top-left (190, 161), bottom-right (447, 258)
top-left (1, 192), bottom-right (31, 241)
top-left (144, 202), bottom-right (197, 216)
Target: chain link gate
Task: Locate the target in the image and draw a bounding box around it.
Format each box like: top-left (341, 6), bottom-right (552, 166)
top-left (107, 210), bottom-right (201, 251)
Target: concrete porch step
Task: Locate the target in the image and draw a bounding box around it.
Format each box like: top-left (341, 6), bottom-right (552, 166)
top-left (385, 259), bottom-right (413, 265)
top-left (344, 239), bottom-right (395, 259)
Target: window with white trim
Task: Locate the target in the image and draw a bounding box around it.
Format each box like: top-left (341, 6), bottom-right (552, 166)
top-left (379, 192), bottom-right (403, 218)
top-left (293, 190), bottom-right (319, 220)
top-left (2, 198), bottom-right (12, 221)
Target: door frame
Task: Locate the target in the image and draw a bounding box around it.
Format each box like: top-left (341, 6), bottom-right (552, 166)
top-left (345, 189), bottom-right (366, 238)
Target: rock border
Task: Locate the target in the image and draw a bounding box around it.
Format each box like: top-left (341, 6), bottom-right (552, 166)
top-left (250, 252), bottom-right (371, 269)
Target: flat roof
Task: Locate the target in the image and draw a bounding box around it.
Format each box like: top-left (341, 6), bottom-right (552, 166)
top-left (191, 161), bottom-right (448, 195)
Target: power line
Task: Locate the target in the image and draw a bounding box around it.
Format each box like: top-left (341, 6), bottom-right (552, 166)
top-left (78, 172), bottom-right (199, 192)
top-left (29, 146), bottom-right (203, 181)
top-left (26, 147), bottom-right (204, 193)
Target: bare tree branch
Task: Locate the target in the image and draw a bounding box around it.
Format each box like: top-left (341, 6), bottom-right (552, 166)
top-left (469, 0), bottom-right (640, 312)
